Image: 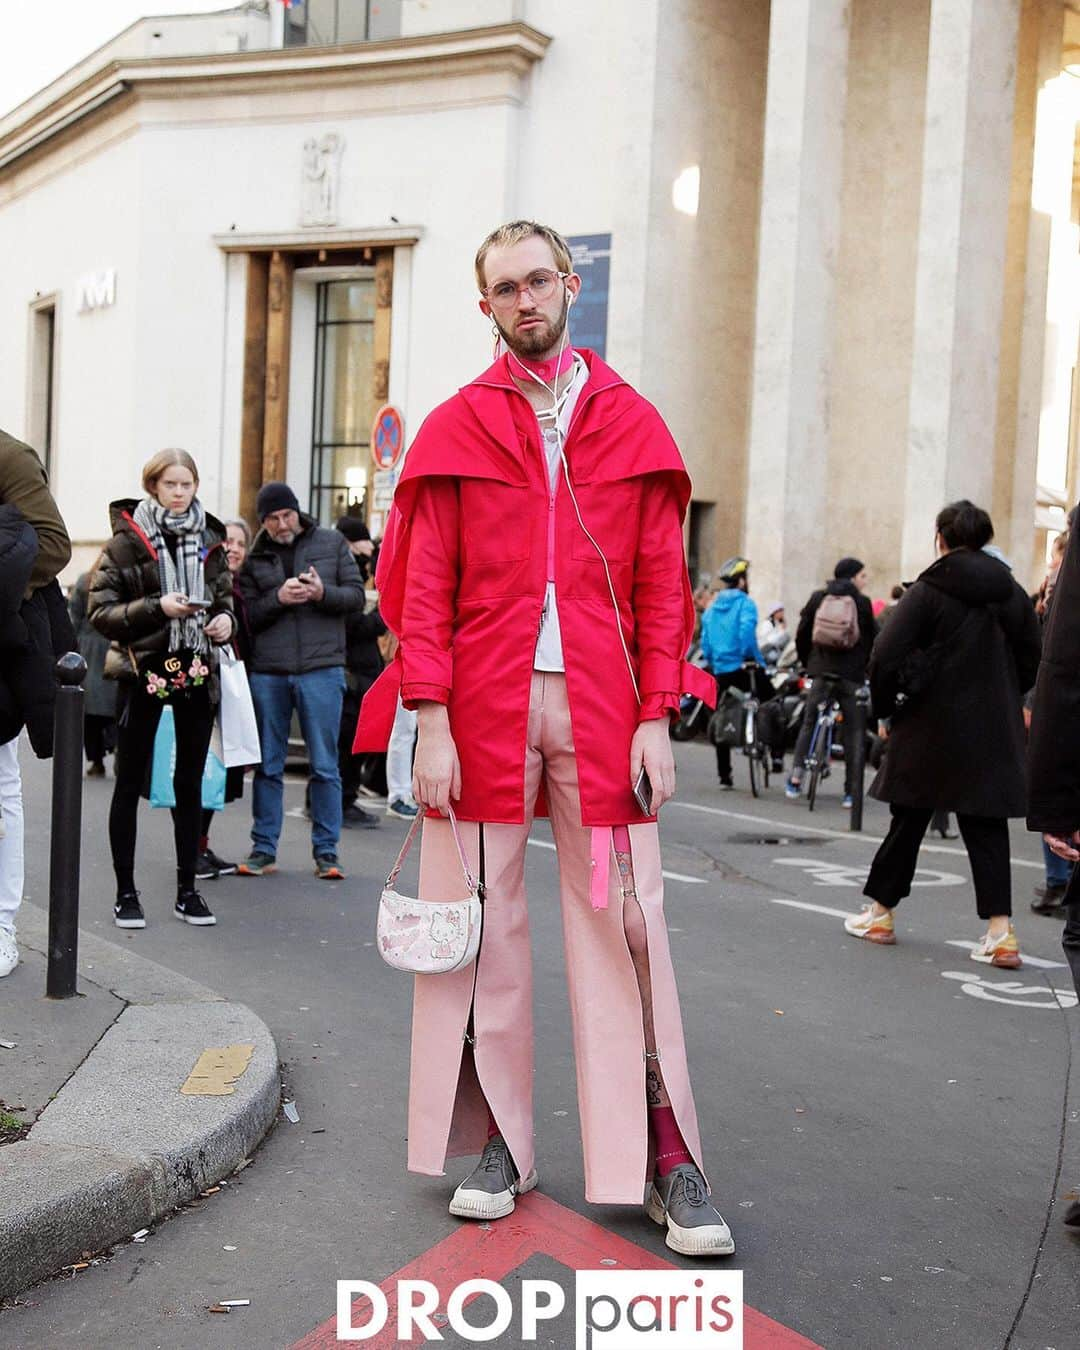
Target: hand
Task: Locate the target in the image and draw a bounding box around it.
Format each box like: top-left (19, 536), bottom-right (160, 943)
top-left (630, 717), bottom-right (676, 813)
top-left (299, 566), bottom-right (324, 602)
top-left (204, 613), bottom-right (232, 643)
top-left (413, 703), bottom-right (462, 814)
top-left (1044, 831), bottom-right (1080, 862)
top-left (278, 578), bottom-right (310, 606)
top-left (161, 591), bottom-right (198, 619)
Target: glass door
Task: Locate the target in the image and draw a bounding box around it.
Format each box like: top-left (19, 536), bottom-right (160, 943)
top-left (309, 275), bottom-right (376, 525)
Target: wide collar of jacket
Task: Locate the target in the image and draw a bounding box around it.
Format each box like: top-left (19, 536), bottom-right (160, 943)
top-left (108, 497), bottom-right (226, 559)
top-left (375, 351), bottom-right (693, 639)
top-left (248, 511), bottom-right (319, 559)
top-left (397, 348), bottom-right (690, 494)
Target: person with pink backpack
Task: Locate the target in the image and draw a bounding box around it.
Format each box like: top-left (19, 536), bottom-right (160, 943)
top-left (785, 556), bottom-right (876, 806)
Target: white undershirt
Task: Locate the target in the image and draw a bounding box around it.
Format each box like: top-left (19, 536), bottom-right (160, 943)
top-left (533, 355), bottom-right (589, 672)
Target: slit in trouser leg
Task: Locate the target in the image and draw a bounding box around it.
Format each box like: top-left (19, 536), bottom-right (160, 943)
top-left (617, 844), bottom-right (734, 1257)
top-left (447, 1043), bottom-right (539, 1222)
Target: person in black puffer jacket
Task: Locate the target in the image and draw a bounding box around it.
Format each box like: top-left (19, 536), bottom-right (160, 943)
top-left (236, 483), bottom-right (364, 879)
top-left (89, 449), bottom-right (235, 930)
top-left (843, 500), bottom-right (1040, 968)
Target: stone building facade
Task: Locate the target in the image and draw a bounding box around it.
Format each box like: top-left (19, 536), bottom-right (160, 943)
top-left (0, 0), bottom-right (1077, 610)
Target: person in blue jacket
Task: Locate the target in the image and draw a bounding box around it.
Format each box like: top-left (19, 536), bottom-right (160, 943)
top-left (700, 557), bottom-right (770, 787)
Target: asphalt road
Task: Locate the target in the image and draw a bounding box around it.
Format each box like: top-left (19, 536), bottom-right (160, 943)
top-left (1, 739), bottom-right (1077, 1349)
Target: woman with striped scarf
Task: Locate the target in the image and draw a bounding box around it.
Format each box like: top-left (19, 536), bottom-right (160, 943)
top-left (89, 449), bottom-right (235, 929)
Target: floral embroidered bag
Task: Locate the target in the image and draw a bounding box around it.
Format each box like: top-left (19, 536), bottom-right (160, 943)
top-left (377, 805), bottom-right (482, 975)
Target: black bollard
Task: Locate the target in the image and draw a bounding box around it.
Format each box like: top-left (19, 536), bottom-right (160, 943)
top-left (849, 682), bottom-right (871, 833)
top-left (47, 652), bottom-right (87, 999)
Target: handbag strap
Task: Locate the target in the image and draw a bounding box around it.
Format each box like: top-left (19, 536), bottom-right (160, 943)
top-left (385, 804), bottom-right (477, 894)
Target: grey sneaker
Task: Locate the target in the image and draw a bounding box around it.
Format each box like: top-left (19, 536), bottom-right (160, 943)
top-left (448, 1134), bottom-right (538, 1220)
top-left (647, 1164), bottom-right (735, 1256)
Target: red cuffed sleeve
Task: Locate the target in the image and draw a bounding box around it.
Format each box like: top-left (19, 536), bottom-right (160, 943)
top-left (399, 477), bottom-right (460, 707)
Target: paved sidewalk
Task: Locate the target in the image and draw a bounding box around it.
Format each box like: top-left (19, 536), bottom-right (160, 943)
top-left (0, 902), bottom-right (279, 1300)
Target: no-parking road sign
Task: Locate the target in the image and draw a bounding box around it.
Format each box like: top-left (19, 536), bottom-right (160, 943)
top-left (371, 405), bottom-right (405, 471)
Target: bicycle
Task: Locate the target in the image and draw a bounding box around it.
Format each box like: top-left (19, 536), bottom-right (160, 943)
top-left (803, 675), bottom-right (845, 811)
top-left (740, 661), bottom-right (772, 799)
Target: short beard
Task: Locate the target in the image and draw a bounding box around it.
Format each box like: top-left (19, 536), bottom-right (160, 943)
top-left (494, 296), bottom-right (569, 360)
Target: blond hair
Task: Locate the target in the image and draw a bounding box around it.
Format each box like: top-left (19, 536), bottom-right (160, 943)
top-left (474, 220), bottom-right (573, 290)
top-left (141, 448), bottom-right (199, 494)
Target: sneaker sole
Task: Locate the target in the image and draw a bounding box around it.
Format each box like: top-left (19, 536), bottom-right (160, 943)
top-left (843, 919), bottom-right (895, 944)
top-left (646, 1187), bottom-right (736, 1256)
top-left (195, 870), bottom-right (219, 881)
top-left (449, 1168), bottom-right (538, 1220)
top-left (315, 868), bottom-right (345, 880)
top-left (174, 911), bottom-right (217, 926)
top-left (114, 917), bottom-right (146, 929)
top-left (237, 864), bottom-right (276, 876)
top-left (214, 865), bottom-right (239, 876)
top-left (971, 949), bottom-right (1022, 969)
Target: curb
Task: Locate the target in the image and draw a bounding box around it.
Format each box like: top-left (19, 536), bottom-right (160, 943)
top-left (0, 905), bottom-right (280, 1300)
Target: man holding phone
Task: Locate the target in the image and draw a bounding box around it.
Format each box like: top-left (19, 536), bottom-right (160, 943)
top-left (238, 483), bottom-right (364, 879)
top-left (356, 221), bottom-right (729, 1255)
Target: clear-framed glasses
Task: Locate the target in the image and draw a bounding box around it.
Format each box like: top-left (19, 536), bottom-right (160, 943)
top-left (481, 269), bottom-right (569, 311)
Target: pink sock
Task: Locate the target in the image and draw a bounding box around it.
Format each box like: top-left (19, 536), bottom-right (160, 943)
top-left (486, 1104), bottom-right (499, 1140)
top-left (651, 1105), bottom-right (692, 1176)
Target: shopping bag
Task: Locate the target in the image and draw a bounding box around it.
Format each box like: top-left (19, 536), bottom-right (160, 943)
top-left (149, 706), bottom-right (227, 812)
top-left (218, 647), bottom-right (261, 768)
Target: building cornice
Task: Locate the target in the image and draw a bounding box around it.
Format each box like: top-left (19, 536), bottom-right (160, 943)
top-left (213, 225), bottom-right (424, 252)
top-left (0, 23), bottom-right (551, 176)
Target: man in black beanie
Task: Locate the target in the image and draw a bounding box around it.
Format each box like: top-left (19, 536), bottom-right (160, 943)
top-left (335, 515), bottom-right (386, 827)
top-left (237, 483), bottom-right (364, 878)
top-left (786, 556), bottom-right (876, 806)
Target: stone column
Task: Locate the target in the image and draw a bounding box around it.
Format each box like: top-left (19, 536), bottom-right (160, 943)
top-left (742, 0), bottom-right (852, 615)
top-left (901, 0), bottom-right (1022, 578)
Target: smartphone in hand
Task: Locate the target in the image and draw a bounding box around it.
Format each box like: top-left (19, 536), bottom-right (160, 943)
top-left (633, 767), bottom-right (653, 815)
top-left (183, 597), bottom-right (213, 610)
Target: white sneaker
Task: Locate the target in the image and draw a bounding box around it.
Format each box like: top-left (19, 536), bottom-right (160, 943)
top-left (0, 929), bottom-right (18, 978)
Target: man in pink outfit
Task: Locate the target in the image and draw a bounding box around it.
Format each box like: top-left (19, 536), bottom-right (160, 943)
top-left (360, 220), bottom-right (731, 1256)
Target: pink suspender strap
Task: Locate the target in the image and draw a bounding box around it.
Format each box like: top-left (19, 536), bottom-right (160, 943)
top-left (590, 827), bottom-right (610, 910)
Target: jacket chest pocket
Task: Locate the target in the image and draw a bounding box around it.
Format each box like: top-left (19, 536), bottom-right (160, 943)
top-left (462, 480), bottom-right (531, 564)
top-left (568, 480), bottom-right (640, 566)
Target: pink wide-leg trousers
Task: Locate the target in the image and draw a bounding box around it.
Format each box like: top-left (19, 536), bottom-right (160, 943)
top-left (407, 672), bottom-right (707, 1205)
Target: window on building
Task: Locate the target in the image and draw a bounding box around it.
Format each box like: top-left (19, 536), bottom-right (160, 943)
top-left (284, 0), bottom-right (402, 47)
top-left (28, 300), bottom-right (57, 476)
top-left (309, 276), bottom-right (376, 525)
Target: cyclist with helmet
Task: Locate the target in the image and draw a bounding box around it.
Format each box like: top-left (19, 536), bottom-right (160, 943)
top-left (700, 557), bottom-right (771, 787)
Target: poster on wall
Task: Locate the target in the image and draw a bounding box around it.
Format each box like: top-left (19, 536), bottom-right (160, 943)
top-left (567, 234), bottom-right (611, 358)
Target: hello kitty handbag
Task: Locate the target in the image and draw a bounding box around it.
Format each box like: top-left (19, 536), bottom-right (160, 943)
top-left (376, 806), bottom-right (483, 975)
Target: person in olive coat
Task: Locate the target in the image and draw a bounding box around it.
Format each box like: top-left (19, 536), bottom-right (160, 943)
top-left (1027, 506), bottom-right (1080, 1232)
top-left (842, 500), bottom-right (1040, 968)
top-left (89, 449), bottom-right (235, 929)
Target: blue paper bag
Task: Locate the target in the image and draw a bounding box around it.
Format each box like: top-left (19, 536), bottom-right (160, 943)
top-left (149, 706), bottom-right (227, 812)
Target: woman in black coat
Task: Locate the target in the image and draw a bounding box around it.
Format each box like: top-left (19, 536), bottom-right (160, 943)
top-left (843, 500), bottom-right (1040, 968)
top-left (1027, 503), bottom-right (1080, 1231)
top-left (89, 449), bottom-right (234, 929)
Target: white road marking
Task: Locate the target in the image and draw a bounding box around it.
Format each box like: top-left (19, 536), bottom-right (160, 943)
top-left (941, 971), bottom-right (1078, 1010)
top-left (666, 800), bottom-right (1044, 870)
top-left (773, 857), bottom-right (964, 887)
top-left (945, 940), bottom-right (1066, 970)
top-left (771, 898), bottom-right (853, 920)
top-left (525, 837), bottom-right (706, 884)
